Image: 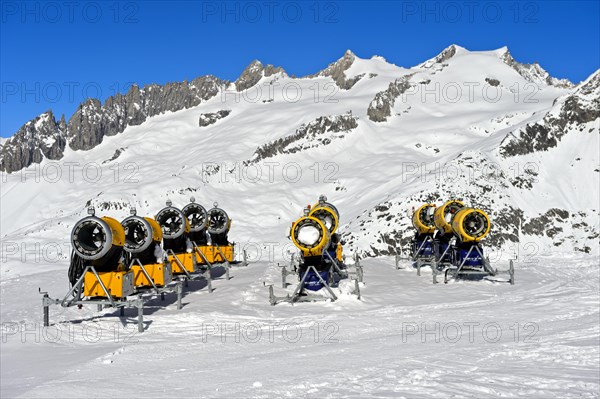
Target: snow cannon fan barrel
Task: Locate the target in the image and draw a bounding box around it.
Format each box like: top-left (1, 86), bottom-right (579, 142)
top-left (155, 200), bottom-right (190, 253)
top-left (290, 212), bottom-right (330, 258)
top-left (71, 207), bottom-right (125, 270)
top-left (182, 197), bottom-right (209, 245)
top-left (412, 204), bottom-right (436, 234)
top-left (207, 202), bottom-right (231, 246)
top-left (121, 208), bottom-right (163, 265)
top-left (434, 200), bottom-right (465, 235)
top-left (451, 208), bottom-right (491, 243)
top-left (308, 195), bottom-right (339, 235)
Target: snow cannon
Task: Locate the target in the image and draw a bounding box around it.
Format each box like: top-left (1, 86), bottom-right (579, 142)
top-left (269, 196), bottom-right (361, 305)
top-left (155, 200), bottom-right (191, 253)
top-left (308, 195), bottom-right (343, 263)
top-left (182, 197), bottom-right (209, 245)
top-left (156, 200), bottom-right (196, 275)
top-left (451, 208), bottom-right (490, 243)
top-left (290, 208), bottom-right (331, 291)
top-left (450, 208), bottom-right (491, 271)
top-left (410, 204), bottom-right (436, 261)
top-left (122, 208), bottom-right (172, 288)
top-left (207, 202), bottom-right (231, 246)
top-left (433, 200), bottom-right (465, 264)
top-left (68, 207), bottom-right (134, 299)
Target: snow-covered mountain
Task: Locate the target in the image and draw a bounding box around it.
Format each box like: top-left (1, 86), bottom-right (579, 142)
top-left (1, 45), bottom-right (599, 399)
top-left (1, 45), bottom-right (598, 259)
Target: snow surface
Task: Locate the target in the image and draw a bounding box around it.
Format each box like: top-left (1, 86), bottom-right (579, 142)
top-left (1, 255), bottom-right (598, 398)
top-left (1, 47), bottom-right (599, 397)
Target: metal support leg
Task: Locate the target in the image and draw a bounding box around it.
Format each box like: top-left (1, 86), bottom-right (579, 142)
top-left (43, 293), bottom-right (49, 327)
top-left (395, 253), bottom-right (400, 270)
top-left (281, 266), bottom-right (287, 288)
top-left (269, 285), bottom-right (276, 306)
top-left (137, 295), bottom-right (144, 333)
top-left (160, 292), bottom-right (165, 301)
top-left (120, 307), bottom-right (125, 317)
top-left (509, 260), bottom-right (515, 285)
top-left (242, 250), bottom-right (248, 266)
top-left (417, 261), bottom-right (421, 276)
top-left (97, 304), bottom-right (103, 312)
top-left (176, 282), bottom-right (183, 309)
top-left (206, 268), bottom-right (213, 293)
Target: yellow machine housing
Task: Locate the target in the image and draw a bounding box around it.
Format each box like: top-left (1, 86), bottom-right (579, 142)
top-left (434, 200), bottom-right (465, 234)
top-left (336, 243), bottom-right (343, 262)
top-left (168, 253), bottom-right (198, 274)
top-left (412, 204), bottom-right (436, 234)
top-left (452, 208), bottom-right (491, 242)
top-left (131, 263), bottom-right (172, 287)
top-left (195, 245), bottom-right (234, 264)
top-left (84, 269), bottom-right (134, 298)
top-left (291, 216), bottom-right (330, 257)
top-left (145, 217), bottom-right (163, 242)
top-left (100, 216), bottom-right (126, 247)
top-left (309, 205), bottom-right (339, 234)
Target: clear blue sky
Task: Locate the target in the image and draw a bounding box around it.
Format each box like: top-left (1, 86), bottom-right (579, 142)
top-left (1, 0), bottom-right (599, 137)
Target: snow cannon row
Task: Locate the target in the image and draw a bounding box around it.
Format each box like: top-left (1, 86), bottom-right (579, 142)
top-left (41, 197), bottom-right (240, 332)
top-left (408, 200), bottom-right (513, 284)
top-left (269, 195), bottom-right (363, 305)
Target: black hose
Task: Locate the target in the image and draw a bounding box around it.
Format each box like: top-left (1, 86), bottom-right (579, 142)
top-left (68, 249), bottom-right (85, 291)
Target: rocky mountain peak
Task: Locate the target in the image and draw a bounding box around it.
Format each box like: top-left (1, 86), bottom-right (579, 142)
top-left (0, 109), bottom-right (66, 173)
top-left (234, 60), bottom-right (286, 91)
top-left (306, 49), bottom-right (362, 89)
top-left (419, 44), bottom-right (466, 68)
top-left (500, 48), bottom-right (573, 88)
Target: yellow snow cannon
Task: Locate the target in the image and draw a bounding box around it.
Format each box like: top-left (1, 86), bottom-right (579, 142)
top-left (451, 208), bottom-right (491, 243)
top-left (291, 212), bottom-right (330, 258)
top-left (308, 195), bottom-right (343, 262)
top-left (156, 200), bottom-right (195, 275)
top-left (410, 203), bottom-right (437, 261)
top-left (122, 208), bottom-right (172, 288)
top-left (204, 201), bottom-right (234, 263)
top-left (434, 200), bottom-right (465, 236)
top-left (69, 207), bottom-right (134, 299)
top-left (412, 203), bottom-right (436, 234)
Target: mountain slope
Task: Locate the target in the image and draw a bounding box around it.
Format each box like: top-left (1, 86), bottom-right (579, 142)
top-left (1, 46), bottom-right (598, 260)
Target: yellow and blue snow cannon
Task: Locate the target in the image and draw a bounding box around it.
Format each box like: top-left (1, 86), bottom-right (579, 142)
top-left (290, 195), bottom-right (345, 291)
top-left (309, 195), bottom-right (343, 264)
top-left (121, 208), bottom-right (172, 289)
top-left (410, 203), bottom-right (436, 263)
top-left (445, 207), bottom-right (493, 279)
top-left (68, 207), bottom-right (134, 299)
top-left (433, 200), bottom-right (465, 265)
top-left (155, 200), bottom-right (195, 275)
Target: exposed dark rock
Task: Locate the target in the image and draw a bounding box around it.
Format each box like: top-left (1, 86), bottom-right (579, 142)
top-left (485, 78), bottom-right (500, 87)
top-left (367, 74), bottom-right (415, 122)
top-left (500, 71), bottom-right (599, 157)
top-left (500, 48), bottom-right (573, 88)
top-left (307, 50), bottom-right (364, 90)
top-left (235, 60), bottom-right (285, 91)
top-left (199, 110), bottom-right (231, 127)
top-left (102, 147), bottom-right (126, 164)
top-left (0, 110), bottom-right (67, 173)
top-left (251, 113), bottom-right (358, 162)
top-left (2, 76), bottom-right (226, 171)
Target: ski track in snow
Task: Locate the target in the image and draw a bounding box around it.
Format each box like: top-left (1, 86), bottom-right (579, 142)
top-left (1, 255), bottom-right (598, 398)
